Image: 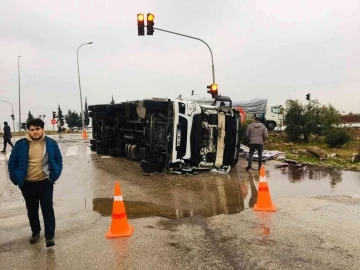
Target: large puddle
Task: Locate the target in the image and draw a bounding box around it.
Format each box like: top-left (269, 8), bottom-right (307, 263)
top-left (86, 163), bottom-right (360, 219)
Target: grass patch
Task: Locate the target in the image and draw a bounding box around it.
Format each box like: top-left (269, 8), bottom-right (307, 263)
top-left (265, 129), bottom-right (360, 171)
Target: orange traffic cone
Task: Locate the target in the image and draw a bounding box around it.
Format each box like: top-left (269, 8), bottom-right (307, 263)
top-left (254, 166), bottom-right (276, 212)
top-left (82, 129), bottom-right (88, 139)
top-left (106, 181), bottom-right (134, 238)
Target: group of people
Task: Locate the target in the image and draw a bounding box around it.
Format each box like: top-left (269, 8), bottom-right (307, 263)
top-left (1, 115), bottom-right (266, 249)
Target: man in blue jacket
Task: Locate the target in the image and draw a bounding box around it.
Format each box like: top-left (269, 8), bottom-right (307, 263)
top-left (8, 118), bottom-right (62, 248)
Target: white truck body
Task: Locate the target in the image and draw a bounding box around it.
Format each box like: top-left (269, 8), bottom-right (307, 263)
top-left (184, 97), bottom-right (284, 131)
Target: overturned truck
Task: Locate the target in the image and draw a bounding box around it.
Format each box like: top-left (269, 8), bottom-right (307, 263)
top-left (88, 96), bottom-right (241, 173)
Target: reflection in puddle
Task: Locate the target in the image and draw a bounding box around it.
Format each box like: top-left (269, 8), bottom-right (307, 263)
top-left (82, 157), bottom-right (360, 220)
top-left (90, 167), bottom-right (260, 219)
top-left (284, 165), bottom-right (343, 188)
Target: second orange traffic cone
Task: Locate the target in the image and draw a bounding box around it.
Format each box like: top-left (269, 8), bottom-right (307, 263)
top-left (106, 181), bottom-right (134, 238)
top-left (254, 166), bottom-right (276, 212)
top-left (82, 129), bottom-right (88, 139)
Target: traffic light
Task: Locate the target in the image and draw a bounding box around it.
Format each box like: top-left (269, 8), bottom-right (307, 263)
top-left (137, 13), bottom-right (145, 36)
top-left (207, 83), bottom-right (218, 98)
top-left (11, 114), bottom-right (15, 120)
top-left (147, 13), bottom-right (155, 35)
top-left (52, 111), bottom-right (56, 119)
top-left (306, 93), bottom-right (310, 101)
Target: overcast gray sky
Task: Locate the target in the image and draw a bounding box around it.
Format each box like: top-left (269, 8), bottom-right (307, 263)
top-left (1, 0), bottom-right (359, 130)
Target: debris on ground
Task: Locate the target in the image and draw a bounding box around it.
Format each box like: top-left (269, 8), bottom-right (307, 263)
top-left (240, 144), bottom-right (284, 161)
top-left (306, 146), bottom-right (327, 160)
top-left (352, 152), bottom-right (360, 163)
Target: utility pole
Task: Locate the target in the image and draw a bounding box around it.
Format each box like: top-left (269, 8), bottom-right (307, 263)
top-left (18, 56), bottom-right (21, 131)
top-left (77, 42), bottom-right (93, 137)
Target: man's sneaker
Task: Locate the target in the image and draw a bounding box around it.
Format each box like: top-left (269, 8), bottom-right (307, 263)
top-left (29, 233), bottom-right (40, 244)
top-left (46, 239), bottom-right (55, 248)
top-left (245, 166), bottom-right (252, 171)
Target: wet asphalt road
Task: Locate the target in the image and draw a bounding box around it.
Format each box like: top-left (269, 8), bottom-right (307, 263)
top-left (1, 134), bottom-right (360, 269)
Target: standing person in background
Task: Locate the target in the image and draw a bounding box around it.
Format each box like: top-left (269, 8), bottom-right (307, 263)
top-left (56, 121), bottom-right (62, 133)
top-left (8, 118), bottom-right (63, 247)
top-left (245, 117), bottom-right (268, 171)
top-left (1, 121), bottom-right (14, 153)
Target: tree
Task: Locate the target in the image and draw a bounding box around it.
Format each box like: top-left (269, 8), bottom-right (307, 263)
top-left (26, 110), bottom-right (34, 125)
top-left (57, 105), bottom-right (65, 126)
top-left (284, 99), bottom-right (341, 142)
top-left (65, 110), bottom-right (82, 128)
top-left (110, 95), bottom-right (115, 104)
top-left (84, 97), bottom-right (90, 127)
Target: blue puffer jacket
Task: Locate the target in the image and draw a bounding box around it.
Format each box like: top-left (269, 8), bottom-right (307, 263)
top-left (8, 136), bottom-right (63, 186)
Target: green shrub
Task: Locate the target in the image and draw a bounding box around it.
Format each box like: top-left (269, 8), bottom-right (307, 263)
top-left (325, 129), bottom-right (351, 147)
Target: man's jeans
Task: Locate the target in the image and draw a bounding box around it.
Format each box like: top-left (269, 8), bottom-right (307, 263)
top-left (20, 180), bottom-right (55, 240)
top-left (248, 144), bottom-right (264, 169)
top-left (3, 138), bottom-right (14, 151)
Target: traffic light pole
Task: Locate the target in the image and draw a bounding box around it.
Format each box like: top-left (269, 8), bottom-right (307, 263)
top-left (150, 26), bottom-right (216, 84)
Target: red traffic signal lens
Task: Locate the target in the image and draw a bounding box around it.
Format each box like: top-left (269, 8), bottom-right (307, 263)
top-left (147, 13), bottom-right (154, 21)
top-left (137, 13), bottom-right (144, 21)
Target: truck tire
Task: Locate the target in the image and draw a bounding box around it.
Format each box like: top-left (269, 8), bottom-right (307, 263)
top-left (130, 144), bottom-right (140, 160)
top-left (266, 121), bottom-right (276, 131)
top-left (90, 144), bottom-right (96, 151)
top-left (143, 100), bottom-right (168, 112)
top-left (88, 105), bottom-right (95, 112)
top-left (107, 104), bottom-right (126, 113)
top-left (140, 160), bottom-right (164, 173)
top-left (96, 147), bottom-right (109, 155)
top-left (125, 144), bottom-right (131, 158)
top-left (109, 148), bottom-right (125, 157)
top-left (93, 104), bottom-right (108, 112)
top-left (89, 111), bottom-right (94, 118)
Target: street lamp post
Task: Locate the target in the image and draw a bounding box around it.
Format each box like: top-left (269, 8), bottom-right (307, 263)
top-left (76, 42), bottom-right (93, 134)
top-left (18, 56), bottom-right (21, 132)
top-left (0, 100), bottom-right (16, 132)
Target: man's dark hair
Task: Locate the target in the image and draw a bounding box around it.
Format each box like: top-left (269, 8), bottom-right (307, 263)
top-left (27, 118), bottom-right (45, 129)
top-left (4, 121), bottom-right (8, 125)
top-left (254, 117), bottom-right (261, 122)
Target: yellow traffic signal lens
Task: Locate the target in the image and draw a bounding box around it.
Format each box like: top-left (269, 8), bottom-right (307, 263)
top-left (147, 14), bottom-right (154, 21)
top-left (138, 14), bottom-right (144, 21)
top-left (210, 84), bottom-right (218, 91)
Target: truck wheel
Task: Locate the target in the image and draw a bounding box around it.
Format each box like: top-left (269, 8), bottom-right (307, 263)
top-left (125, 144), bottom-right (132, 158)
top-left (266, 121), bottom-right (276, 131)
top-left (130, 144), bottom-right (140, 160)
top-left (90, 144), bottom-right (96, 151)
top-left (89, 111), bottom-right (94, 118)
top-left (93, 105), bottom-right (108, 112)
top-left (96, 147), bottom-right (110, 155)
top-left (107, 104), bottom-right (126, 113)
top-left (140, 160), bottom-right (164, 173)
top-left (143, 100), bottom-right (168, 111)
